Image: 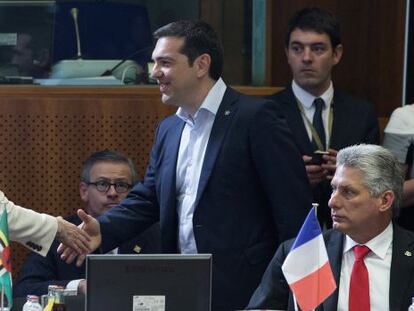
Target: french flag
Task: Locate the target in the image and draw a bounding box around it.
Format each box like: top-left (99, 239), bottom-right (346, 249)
top-left (281, 207), bottom-right (336, 311)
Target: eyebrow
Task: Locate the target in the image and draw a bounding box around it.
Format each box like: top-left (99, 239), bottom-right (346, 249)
top-left (152, 56), bottom-right (175, 62)
top-left (290, 41), bottom-right (327, 46)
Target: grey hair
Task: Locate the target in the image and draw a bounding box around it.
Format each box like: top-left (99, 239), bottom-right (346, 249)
top-left (337, 144), bottom-right (404, 218)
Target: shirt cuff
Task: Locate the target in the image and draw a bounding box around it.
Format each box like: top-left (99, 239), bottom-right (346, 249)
top-left (66, 279), bottom-right (84, 293)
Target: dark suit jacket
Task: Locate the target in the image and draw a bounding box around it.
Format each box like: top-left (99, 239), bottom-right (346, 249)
top-left (13, 214), bottom-right (161, 298)
top-left (247, 224), bottom-right (414, 311)
top-left (97, 86), bottom-right (313, 311)
top-left (268, 87), bottom-right (380, 226)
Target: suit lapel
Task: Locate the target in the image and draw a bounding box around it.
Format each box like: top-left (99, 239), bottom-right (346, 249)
top-left (329, 92), bottom-right (347, 150)
top-left (321, 230), bottom-right (344, 311)
top-left (194, 87), bottom-right (238, 207)
top-left (162, 117), bottom-right (185, 206)
top-left (389, 225), bottom-right (414, 310)
top-left (159, 117), bottom-right (185, 251)
top-left (279, 87), bottom-right (314, 154)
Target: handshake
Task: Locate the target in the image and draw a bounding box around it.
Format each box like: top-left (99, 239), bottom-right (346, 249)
top-left (55, 209), bottom-right (102, 266)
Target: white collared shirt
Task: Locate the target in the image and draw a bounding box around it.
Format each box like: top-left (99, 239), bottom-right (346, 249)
top-left (337, 223), bottom-right (393, 311)
top-left (175, 78), bottom-right (227, 254)
top-left (291, 80), bottom-right (334, 148)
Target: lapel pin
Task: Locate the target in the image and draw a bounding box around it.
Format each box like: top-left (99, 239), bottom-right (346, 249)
top-left (133, 245), bottom-right (142, 254)
top-left (405, 251), bottom-right (412, 257)
top-left (224, 110), bottom-right (231, 116)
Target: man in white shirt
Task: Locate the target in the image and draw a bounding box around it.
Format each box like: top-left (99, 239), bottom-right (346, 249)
top-left (58, 20), bottom-right (312, 311)
top-left (383, 103), bottom-right (414, 230)
top-left (14, 150), bottom-right (161, 297)
top-left (267, 7), bottom-right (379, 228)
top-left (248, 144), bottom-right (414, 311)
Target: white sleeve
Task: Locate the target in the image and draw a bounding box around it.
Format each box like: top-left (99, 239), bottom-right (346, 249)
top-left (383, 105), bottom-right (414, 164)
top-left (0, 191), bottom-right (58, 257)
top-left (383, 132), bottom-right (412, 164)
top-left (66, 279), bottom-right (83, 293)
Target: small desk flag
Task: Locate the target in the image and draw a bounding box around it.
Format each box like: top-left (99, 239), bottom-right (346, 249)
top-left (0, 209), bottom-right (12, 308)
top-left (282, 207), bottom-right (336, 311)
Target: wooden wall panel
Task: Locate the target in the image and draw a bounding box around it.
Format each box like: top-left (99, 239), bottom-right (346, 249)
top-left (0, 86), bottom-right (174, 279)
top-left (0, 85), bottom-right (279, 280)
top-left (200, 0), bottom-right (252, 84)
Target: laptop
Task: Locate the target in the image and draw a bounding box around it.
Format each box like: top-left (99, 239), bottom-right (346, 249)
top-left (86, 254), bottom-right (212, 311)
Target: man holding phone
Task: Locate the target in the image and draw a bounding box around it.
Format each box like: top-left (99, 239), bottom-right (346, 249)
top-left (267, 7), bottom-right (379, 227)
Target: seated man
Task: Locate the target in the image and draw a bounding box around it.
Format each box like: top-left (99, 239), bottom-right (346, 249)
top-left (14, 150), bottom-right (161, 297)
top-left (247, 144), bottom-right (414, 310)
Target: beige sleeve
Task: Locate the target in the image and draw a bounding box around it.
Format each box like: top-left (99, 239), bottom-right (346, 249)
top-left (0, 191), bottom-right (58, 257)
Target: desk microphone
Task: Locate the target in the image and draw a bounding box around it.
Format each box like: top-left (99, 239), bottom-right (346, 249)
top-left (100, 46), bottom-right (153, 76)
top-left (70, 7), bottom-right (82, 59)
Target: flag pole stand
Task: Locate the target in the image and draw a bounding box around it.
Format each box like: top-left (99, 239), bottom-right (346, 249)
top-left (293, 294), bottom-right (299, 311)
top-left (1, 282), bottom-right (4, 311)
top-left (312, 203), bottom-right (319, 217)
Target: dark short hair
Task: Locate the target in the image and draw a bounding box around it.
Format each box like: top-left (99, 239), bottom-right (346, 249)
top-left (153, 20), bottom-right (223, 80)
top-left (285, 7), bottom-right (341, 48)
top-left (80, 150), bottom-right (138, 184)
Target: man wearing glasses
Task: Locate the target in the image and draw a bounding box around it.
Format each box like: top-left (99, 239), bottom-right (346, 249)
top-left (14, 150), bottom-right (161, 297)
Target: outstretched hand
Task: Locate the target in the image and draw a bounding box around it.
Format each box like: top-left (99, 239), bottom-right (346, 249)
top-left (55, 216), bottom-right (91, 254)
top-left (57, 209), bottom-right (102, 267)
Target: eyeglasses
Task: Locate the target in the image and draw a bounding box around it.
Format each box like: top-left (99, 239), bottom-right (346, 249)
top-left (87, 180), bottom-right (132, 193)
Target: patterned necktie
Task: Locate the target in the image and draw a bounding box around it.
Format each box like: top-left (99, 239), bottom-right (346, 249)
top-left (349, 245), bottom-right (371, 311)
top-left (312, 97), bottom-right (326, 150)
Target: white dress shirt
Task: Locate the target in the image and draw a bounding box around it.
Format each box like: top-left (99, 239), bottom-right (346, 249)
top-left (175, 78), bottom-right (227, 254)
top-left (291, 80), bottom-right (334, 148)
top-left (337, 223), bottom-right (393, 311)
top-left (383, 104), bottom-right (414, 178)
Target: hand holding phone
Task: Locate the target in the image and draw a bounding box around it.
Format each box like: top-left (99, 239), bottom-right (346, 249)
top-left (310, 150), bottom-right (329, 165)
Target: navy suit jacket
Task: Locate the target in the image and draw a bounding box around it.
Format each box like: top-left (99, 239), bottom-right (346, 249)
top-left (268, 87), bottom-right (380, 226)
top-left (247, 224), bottom-right (414, 311)
top-left (97, 86), bottom-right (313, 311)
top-left (13, 215), bottom-right (161, 298)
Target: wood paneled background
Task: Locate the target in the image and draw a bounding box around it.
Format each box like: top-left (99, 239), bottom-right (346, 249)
top-left (0, 85), bottom-right (278, 280)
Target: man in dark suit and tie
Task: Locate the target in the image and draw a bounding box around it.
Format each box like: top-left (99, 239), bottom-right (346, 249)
top-left (59, 20), bottom-right (312, 311)
top-left (248, 144), bottom-right (414, 310)
top-left (268, 7), bottom-right (379, 228)
top-left (14, 150), bottom-right (161, 297)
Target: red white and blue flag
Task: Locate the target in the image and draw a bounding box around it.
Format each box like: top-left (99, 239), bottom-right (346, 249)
top-left (281, 207), bottom-right (336, 311)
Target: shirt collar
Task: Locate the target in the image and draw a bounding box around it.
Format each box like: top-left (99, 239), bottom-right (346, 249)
top-left (176, 78), bottom-right (227, 123)
top-left (291, 80), bottom-right (334, 109)
top-left (343, 222), bottom-right (393, 260)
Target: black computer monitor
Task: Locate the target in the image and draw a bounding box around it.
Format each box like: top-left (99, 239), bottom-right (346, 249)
top-left (86, 254), bottom-right (212, 311)
top-left (0, 1), bottom-right (55, 78)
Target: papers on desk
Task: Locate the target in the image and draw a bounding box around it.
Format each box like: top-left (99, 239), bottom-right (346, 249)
top-left (35, 76), bottom-right (124, 86)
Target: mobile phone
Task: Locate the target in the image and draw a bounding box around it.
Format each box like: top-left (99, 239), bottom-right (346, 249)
top-left (310, 150), bottom-right (329, 165)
